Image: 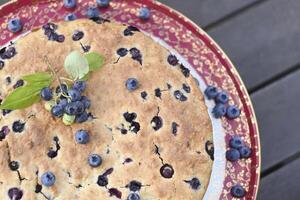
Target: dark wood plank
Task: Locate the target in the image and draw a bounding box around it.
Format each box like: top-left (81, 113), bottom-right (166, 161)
top-left (158, 0), bottom-right (258, 27)
top-left (208, 0), bottom-right (300, 90)
top-left (0, 0), bottom-right (7, 5)
top-left (257, 158), bottom-right (300, 200)
top-left (251, 69), bottom-right (300, 171)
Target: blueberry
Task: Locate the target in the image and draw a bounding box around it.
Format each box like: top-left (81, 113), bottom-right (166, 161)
top-left (58, 98), bottom-right (68, 109)
top-left (138, 7), bottom-right (150, 20)
top-left (239, 146), bottom-right (252, 159)
top-left (129, 48), bottom-right (142, 65)
top-left (72, 30), bottom-right (84, 41)
top-left (88, 154), bottom-right (102, 167)
top-left (96, 0), bottom-right (110, 8)
top-left (73, 81), bottom-right (86, 93)
top-left (127, 193), bottom-right (140, 200)
top-left (151, 116), bottom-right (163, 131)
top-left (68, 89), bottom-right (81, 101)
top-left (8, 18), bottom-right (22, 33)
top-left (63, 0), bottom-right (76, 9)
top-left (8, 188), bottom-right (23, 200)
top-left (1, 47), bottom-right (16, 59)
top-left (117, 48), bottom-right (128, 57)
top-left (231, 184), bottom-right (246, 198)
top-left (126, 78), bottom-right (139, 91)
top-left (184, 177), bottom-right (201, 190)
top-left (80, 96), bottom-right (91, 109)
top-left (229, 136), bottom-right (244, 149)
top-left (65, 102), bottom-right (77, 115)
top-left (226, 148), bottom-right (240, 162)
top-left (174, 90), bottom-right (187, 101)
top-left (9, 161), bottom-right (19, 171)
top-left (226, 105), bottom-right (241, 119)
top-left (204, 85), bottom-right (218, 99)
top-left (0, 60), bottom-right (4, 70)
top-left (97, 175), bottom-right (108, 186)
top-left (56, 35), bottom-right (65, 43)
top-left (12, 120), bottom-right (25, 133)
top-left (167, 54), bottom-right (178, 66)
top-left (75, 130), bottom-right (89, 144)
top-left (56, 84), bottom-right (68, 94)
top-left (74, 101), bottom-right (85, 114)
top-left (75, 111), bottom-right (89, 123)
top-left (160, 164), bottom-right (174, 179)
top-left (86, 6), bottom-right (100, 18)
top-left (64, 13), bottom-right (77, 21)
top-left (51, 105), bottom-right (64, 117)
top-left (41, 87), bottom-right (53, 101)
top-left (215, 91), bottom-right (229, 104)
top-left (212, 103), bottom-right (226, 118)
top-left (128, 180), bottom-right (141, 192)
top-left (41, 172), bottom-right (56, 187)
top-left (13, 80), bottom-right (24, 89)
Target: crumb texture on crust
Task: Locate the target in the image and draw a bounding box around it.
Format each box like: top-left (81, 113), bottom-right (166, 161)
top-left (0, 19), bottom-right (213, 200)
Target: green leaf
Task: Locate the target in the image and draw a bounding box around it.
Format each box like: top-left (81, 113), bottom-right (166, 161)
top-left (80, 73), bottom-right (90, 81)
top-left (85, 52), bottom-right (105, 72)
top-left (64, 51), bottom-right (89, 80)
top-left (22, 72), bottom-right (53, 84)
top-left (0, 84), bottom-right (47, 110)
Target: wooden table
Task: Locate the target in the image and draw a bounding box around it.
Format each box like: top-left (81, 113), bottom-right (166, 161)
top-left (1, 0), bottom-right (299, 199)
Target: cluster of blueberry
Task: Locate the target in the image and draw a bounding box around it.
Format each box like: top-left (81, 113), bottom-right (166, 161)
top-left (40, 81), bottom-right (91, 125)
top-left (226, 136), bottom-right (251, 198)
top-left (42, 22), bottom-right (65, 43)
top-left (204, 85), bottom-right (241, 119)
top-left (226, 136), bottom-right (252, 161)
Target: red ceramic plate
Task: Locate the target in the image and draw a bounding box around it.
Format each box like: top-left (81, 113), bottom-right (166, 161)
top-left (0, 0), bottom-right (260, 199)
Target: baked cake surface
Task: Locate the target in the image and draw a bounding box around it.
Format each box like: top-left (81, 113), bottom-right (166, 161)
top-left (0, 19), bottom-right (213, 200)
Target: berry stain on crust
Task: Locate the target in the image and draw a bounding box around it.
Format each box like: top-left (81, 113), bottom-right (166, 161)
top-left (171, 122), bottom-right (179, 136)
top-left (205, 141), bottom-right (214, 160)
top-left (184, 177), bottom-right (201, 190)
top-left (151, 116), bottom-right (163, 131)
top-left (108, 188), bottom-right (122, 199)
top-left (129, 48), bottom-right (142, 65)
top-left (123, 26), bottom-right (140, 36)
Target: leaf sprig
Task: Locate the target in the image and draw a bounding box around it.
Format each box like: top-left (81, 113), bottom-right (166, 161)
top-left (0, 51), bottom-right (104, 110)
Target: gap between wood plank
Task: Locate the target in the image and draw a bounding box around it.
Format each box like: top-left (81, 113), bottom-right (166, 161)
top-left (249, 63), bottom-right (300, 94)
top-left (261, 150), bottom-right (300, 178)
top-left (203, 0), bottom-right (269, 31)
